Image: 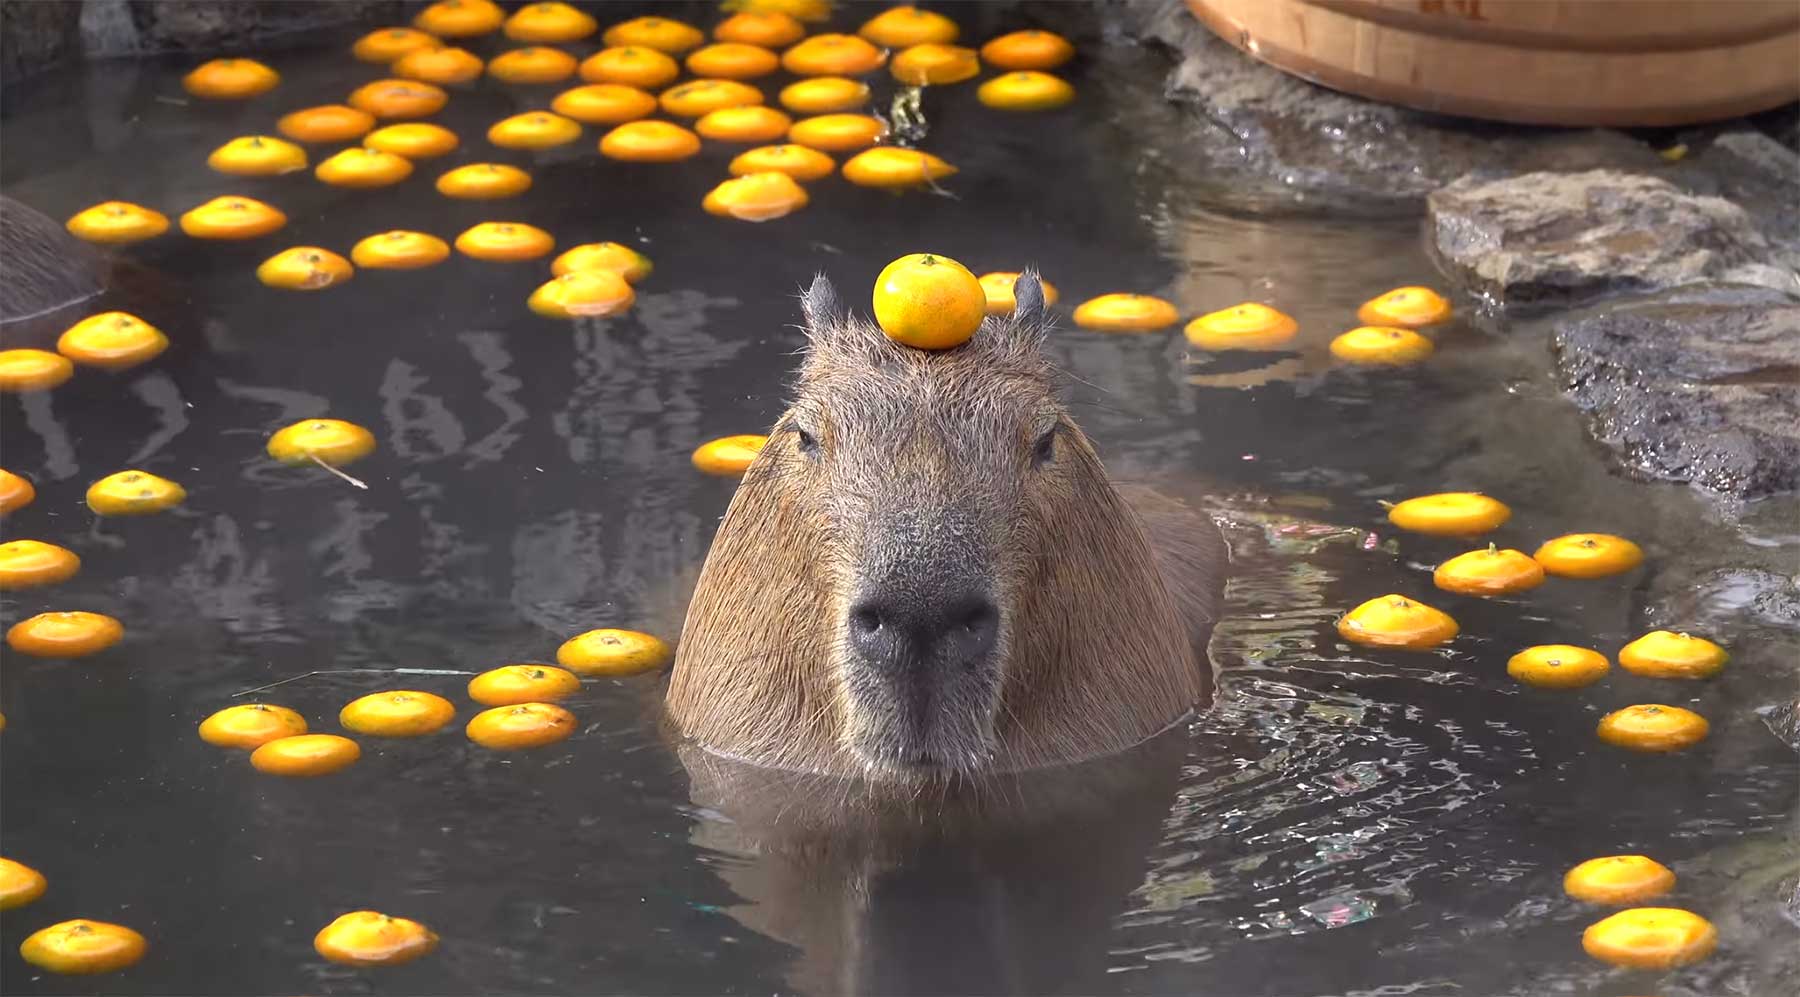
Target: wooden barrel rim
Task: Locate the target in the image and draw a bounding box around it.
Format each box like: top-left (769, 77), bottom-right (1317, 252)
top-left (1309, 0), bottom-right (1800, 54)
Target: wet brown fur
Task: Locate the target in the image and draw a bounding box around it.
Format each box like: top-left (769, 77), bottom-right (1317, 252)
top-left (666, 273), bottom-right (1226, 780)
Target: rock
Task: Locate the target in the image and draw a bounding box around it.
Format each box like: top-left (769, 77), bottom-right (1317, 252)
top-left (1, 0), bottom-right (83, 80)
top-left (1431, 170), bottom-right (1800, 307)
top-left (1552, 285), bottom-right (1800, 499)
top-left (1108, 0), bottom-right (1662, 213)
top-left (1666, 128), bottom-right (1800, 273)
top-left (82, 0), bottom-right (401, 56)
top-left (1762, 700), bottom-right (1800, 754)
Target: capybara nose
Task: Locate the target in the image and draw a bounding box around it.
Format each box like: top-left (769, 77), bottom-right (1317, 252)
top-left (848, 588), bottom-right (999, 670)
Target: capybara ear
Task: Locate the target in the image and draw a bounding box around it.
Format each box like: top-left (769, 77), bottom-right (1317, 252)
top-left (799, 272), bottom-right (844, 338)
top-left (1011, 270), bottom-right (1047, 328)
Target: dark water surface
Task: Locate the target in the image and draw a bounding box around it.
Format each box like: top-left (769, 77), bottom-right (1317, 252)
top-left (2, 4), bottom-right (1795, 996)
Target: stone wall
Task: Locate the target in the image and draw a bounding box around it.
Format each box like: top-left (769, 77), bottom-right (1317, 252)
top-left (2, 0), bottom-right (403, 82)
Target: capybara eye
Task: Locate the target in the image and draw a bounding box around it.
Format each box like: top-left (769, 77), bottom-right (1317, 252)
top-left (793, 425), bottom-right (819, 457)
top-left (1031, 427), bottom-right (1056, 467)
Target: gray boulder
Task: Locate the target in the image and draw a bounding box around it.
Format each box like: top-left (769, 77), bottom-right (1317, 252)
top-left (1109, 0), bottom-right (1662, 213)
top-left (1552, 285), bottom-right (1800, 499)
top-left (1430, 170), bottom-right (1799, 307)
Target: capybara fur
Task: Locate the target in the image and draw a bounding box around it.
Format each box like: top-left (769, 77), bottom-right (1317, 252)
top-left (666, 272), bottom-right (1227, 782)
top-left (0, 194), bottom-right (103, 328)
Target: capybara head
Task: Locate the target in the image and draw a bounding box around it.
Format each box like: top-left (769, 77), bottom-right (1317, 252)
top-left (667, 272), bottom-right (1203, 782)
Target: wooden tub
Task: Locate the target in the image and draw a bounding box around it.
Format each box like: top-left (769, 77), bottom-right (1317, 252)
top-left (1186, 0), bottom-right (1800, 127)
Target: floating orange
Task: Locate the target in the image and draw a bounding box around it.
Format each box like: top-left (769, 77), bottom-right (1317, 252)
top-left (487, 111), bottom-right (582, 149)
top-left (250, 733), bottom-right (361, 776)
top-left (1505, 644), bottom-right (1610, 689)
top-left (353, 27), bottom-right (439, 64)
top-left (315, 147), bottom-right (414, 187)
top-left (778, 76), bottom-right (870, 113)
top-left (1071, 293), bottom-right (1179, 332)
top-left (1335, 594), bottom-right (1458, 650)
top-left (1184, 302), bottom-right (1297, 351)
top-left (1432, 544), bottom-right (1545, 596)
top-left (556, 628), bottom-right (672, 675)
top-left (1581, 908), bottom-right (1715, 970)
top-left (715, 10), bottom-right (805, 48)
top-left (467, 664), bottom-right (581, 706)
top-left (486, 46), bottom-right (578, 84)
top-left (550, 242), bottom-right (653, 282)
top-left (0, 350), bottom-right (75, 393)
top-left (1358, 285), bottom-right (1453, 327)
top-left (602, 16), bottom-right (705, 53)
top-left (690, 435), bottom-right (768, 477)
top-left (1533, 533), bottom-right (1644, 579)
top-left (179, 196), bottom-right (286, 240)
top-left (363, 122), bottom-right (459, 158)
top-left (980, 29), bottom-right (1075, 70)
top-left (56, 312), bottom-right (168, 370)
top-left (578, 46), bottom-right (681, 88)
top-left (1597, 704), bottom-right (1709, 752)
top-left (87, 467), bottom-right (184, 511)
top-left (206, 135), bottom-right (307, 176)
top-left (599, 120), bottom-right (702, 162)
top-left (841, 146), bottom-right (956, 188)
top-left (65, 201), bottom-right (169, 244)
top-left (703, 171), bottom-right (810, 221)
top-left (859, 5), bottom-right (960, 48)
top-left (786, 112), bottom-right (885, 151)
top-left (277, 104), bottom-right (377, 144)
top-left (18, 919), bottom-right (146, 975)
top-left (1330, 326), bottom-right (1434, 365)
top-left (1617, 630), bottom-right (1728, 680)
top-left (465, 702), bottom-right (577, 748)
top-left (435, 162), bottom-right (531, 199)
top-left (551, 83), bottom-right (657, 124)
top-left (696, 105), bottom-right (793, 143)
top-left (351, 231), bottom-right (450, 270)
top-left (339, 691), bottom-right (456, 737)
top-left (890, 43), bottom-right (980, 85)
top-left (197, 703), bottom-right (308, 748)
top-left (412, 0), bottom-right (504, 38)
top-left (455, 222), bottom-right (554, 261)
top-left (978, 271), bottom-right (1059, 314)
top-left (1565, 856), bottom-right (1677, 905)
top-left (527, 270), bottom-right (636, 319)
top-left (978, 70), bottom-right (1074, 111)
top-left (687, 42), bottom-right (781, 79)
top-left (266, 418), bottom-right (377, 466)
top-left (782, 34), bottom-right (887, 76)
top-left (256, 247), bottom-right (355, 291)
top-left (503, 1), bottom-right (597, 43)
top-left (347, 79), bottom-right (448, 119)
top-left (1385, 492), bottom-right (1509, 536)
top-left (315, 911), bottom-right (440, 966)
top-left (0, 540), bottom-right (80, 590)
top-left (0, 469), bottom-right (35, 515)
top-left (183, 57), bottom-right (279, 99)
top-left (393, 45), bottom-right (484, 85)
top-left (0, 857), bottom-right (47, 911)
top-left (6, 611), bottom-right (124, 658)
top-left (660, 78), bottom-right (765, 117)
top-left (728, 143), bottom-right (835, 182)
top-left (872, 253), bottom-right (984, 348)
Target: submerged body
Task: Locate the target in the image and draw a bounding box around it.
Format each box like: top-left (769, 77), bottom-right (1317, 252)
top-left (0, 195), bottom-right (104, 335)
top-left (666, 272), bottom-right (1226, 783)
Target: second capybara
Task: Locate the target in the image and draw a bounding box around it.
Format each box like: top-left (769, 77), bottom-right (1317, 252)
top-left (666, 272), bottom-right (1227, 782)
top-left (0, 194), bottom-right (104, 331)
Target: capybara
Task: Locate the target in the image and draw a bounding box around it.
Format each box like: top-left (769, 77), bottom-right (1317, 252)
top-left (0, 194), bottom-right (103, 331)
top-left (666, 272), bottom-right (1227, 781)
